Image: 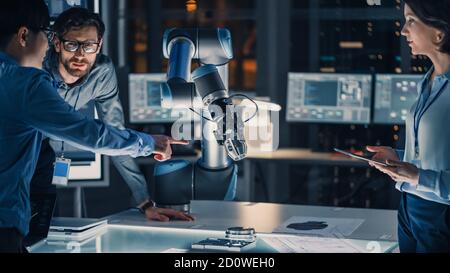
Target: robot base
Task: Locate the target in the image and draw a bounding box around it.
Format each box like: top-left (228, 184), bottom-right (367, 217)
top-left (153, 160), bottom-right (238, 212)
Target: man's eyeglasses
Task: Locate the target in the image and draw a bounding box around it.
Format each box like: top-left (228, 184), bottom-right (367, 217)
top-left (59, 38), bottom-right (101, 54)
top-left (39, 27), bottom-right (55, 42)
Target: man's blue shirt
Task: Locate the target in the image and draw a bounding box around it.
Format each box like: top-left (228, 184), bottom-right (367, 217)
top-left (0, 52), bottom-right (154, 235)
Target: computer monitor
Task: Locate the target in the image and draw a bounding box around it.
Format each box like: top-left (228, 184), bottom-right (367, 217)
top-left (45, 0), bottom-right (99, 20)
top-left (49, 102), bottom-right (109, 188)
top-left (373, 74), bottom-right (423, 125)
top-left (286, 73), bottom-right (372, 124)
top-left (129, 73), bottom-right (201, 124)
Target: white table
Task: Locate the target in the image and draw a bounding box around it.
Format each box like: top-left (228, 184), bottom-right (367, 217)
top-left (29, 201), bottom-right (399, 253)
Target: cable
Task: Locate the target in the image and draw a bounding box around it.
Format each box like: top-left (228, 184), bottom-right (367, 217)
top-left (189, 93), bottom-right (259, 125)
top-left (189, 107), bottom-right (214, 122)
top-left (229, 94), bottom-right (259, 123)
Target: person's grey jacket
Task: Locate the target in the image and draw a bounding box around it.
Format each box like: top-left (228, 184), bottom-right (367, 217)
top-left (44, 50), bottom-right (150, 204)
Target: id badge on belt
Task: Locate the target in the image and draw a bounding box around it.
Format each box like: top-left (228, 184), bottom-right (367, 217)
top-left (52, 157), bottom-right (71, 186)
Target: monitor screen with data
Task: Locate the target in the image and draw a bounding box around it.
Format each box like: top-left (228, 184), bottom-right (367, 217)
top-left (373, 74), bottom-right (422, 125)
top-left (129, 74), bottom-right (201, 124)
top-left (286, 73), bottom-right (372, 124)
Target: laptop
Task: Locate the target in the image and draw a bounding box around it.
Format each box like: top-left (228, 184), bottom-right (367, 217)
top-left (23, 193), bottom-right (57, 247)
top-left (48, 218), bottom-right (108, 241)
top-left (50, 218), bottom-right (107, 232)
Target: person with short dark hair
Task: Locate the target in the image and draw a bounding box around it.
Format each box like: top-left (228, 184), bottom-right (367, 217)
top-left (30, 7), bottom-right (194, 223)
top-left (0, 0), bottom-right (52, 68)
top-left (367, 0), bottom-right (450, 253)
top-left (0, 0), bottom-right (189, 253)
top-left (53, 7), bottom-right (106, 40)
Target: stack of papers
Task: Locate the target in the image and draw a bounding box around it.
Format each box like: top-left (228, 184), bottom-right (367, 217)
top-left (262, 236), bottom-right (365, 253)
top-left (264, 216), bottom-right (371, 253)
top-left (48, 217), bottom-right (108, 241)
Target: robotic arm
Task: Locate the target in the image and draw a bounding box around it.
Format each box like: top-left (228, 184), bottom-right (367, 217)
top-left (161, 28), bottom-right (247, 165)
top-left (153, 28), bottom-right (251, 211)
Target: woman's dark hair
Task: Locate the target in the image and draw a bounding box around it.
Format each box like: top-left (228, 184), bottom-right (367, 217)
top-left (404, 0), bottom-right (450, 54)
top-left (53, 8), bottom-right (105, 40)
top-left (0, 0), bottom-right (50, 48)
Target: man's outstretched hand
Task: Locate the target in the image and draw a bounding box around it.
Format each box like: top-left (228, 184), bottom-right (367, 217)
top-left (152, 135), bottom-right (189, 162)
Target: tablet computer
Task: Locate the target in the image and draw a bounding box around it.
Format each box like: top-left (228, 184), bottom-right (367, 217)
top-left (334, 148), bottom-right (389, 167)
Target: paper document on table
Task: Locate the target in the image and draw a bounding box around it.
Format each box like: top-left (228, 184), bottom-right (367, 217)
top-left (273, 217), bottom-right (364, 237)
top-left (262, 236), bottom-right (364, 253)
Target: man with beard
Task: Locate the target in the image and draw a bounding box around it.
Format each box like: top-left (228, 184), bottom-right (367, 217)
top-left (30, 7), bottom-right (194, 222)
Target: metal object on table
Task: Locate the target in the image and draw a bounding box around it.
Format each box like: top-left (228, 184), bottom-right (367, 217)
top-left (225, 227), bottom-right (256, 242)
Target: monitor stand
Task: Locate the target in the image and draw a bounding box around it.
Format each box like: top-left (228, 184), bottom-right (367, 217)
top-left (73, 187), bottom-right (86, 218)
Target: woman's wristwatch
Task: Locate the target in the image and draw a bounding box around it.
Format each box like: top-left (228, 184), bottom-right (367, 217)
top-left (138, 200), bottom-right (156, 214)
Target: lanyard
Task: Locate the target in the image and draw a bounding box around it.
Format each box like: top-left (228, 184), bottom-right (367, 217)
top-left (413, 78), bottom-right (448, 157)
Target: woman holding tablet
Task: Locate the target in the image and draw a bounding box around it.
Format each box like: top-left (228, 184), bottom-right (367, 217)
top-left (367, 0), bottom-right (450, 253)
